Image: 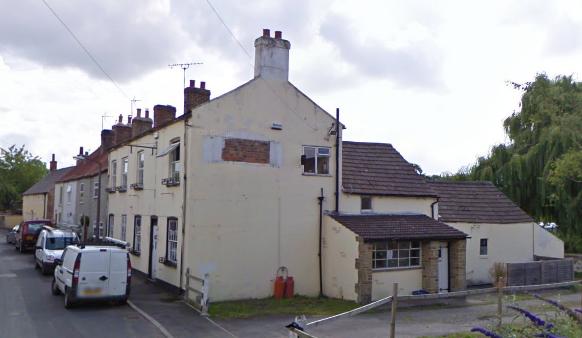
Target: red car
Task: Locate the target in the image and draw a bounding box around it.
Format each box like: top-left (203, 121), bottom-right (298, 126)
top-left (15, 220), bottom-right (52, 253)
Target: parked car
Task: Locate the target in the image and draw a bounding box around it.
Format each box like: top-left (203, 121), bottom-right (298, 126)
top-left (5, 224), bottom-right (19, 244)
top-left (35, 227), bottom-right (79, 274)
top-left (15, 220), bottom-right (52, 253)
top-left (52, 243), bottom-right (132, 308)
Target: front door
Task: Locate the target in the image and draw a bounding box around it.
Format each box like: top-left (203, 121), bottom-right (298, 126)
top-left (149, 217), bottom-right (158, 279)
top-left (438, 242), bottom-right (449, 293)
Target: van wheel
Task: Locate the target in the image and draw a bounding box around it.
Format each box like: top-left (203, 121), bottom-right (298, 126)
top-left (64, 288), bottom-right (74, 308)
top-left (34, 260), bottom-right (40, 270)
top-left (118, 297), bottom-right (128, 305)
top-left (51, 279), bottom-right (61, 296)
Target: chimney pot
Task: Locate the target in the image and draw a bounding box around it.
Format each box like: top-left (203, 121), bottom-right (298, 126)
top-left (200, 81), bottom-right (206, 89)
top-left (118, 114), bottom-right (123, 123)
top-left (275, 31), bottom-right (282, 39)
top-left (52, 154), bottom-right (55, 161)
top-left (49, 154), bottom-right (57, 171)
top-left (128, 115), bottom-right (132, 124)
top-left (263, 28), bottom-right (270, 37)
top-left (190, 80), bottom-right (195, 88)
top-left (137, 108), bottom-right (141, 117)
top-left (84, 151), bottom-right (88, 156)
top-left (79, 146), bottom-right (84, 155)
top-left (145, 109), bottom-right (150, 118)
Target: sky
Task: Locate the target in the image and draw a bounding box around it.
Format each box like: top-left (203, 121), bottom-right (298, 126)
top-left (1, 0), bottom-right (582, 175)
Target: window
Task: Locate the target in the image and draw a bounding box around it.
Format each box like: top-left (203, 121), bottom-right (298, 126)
top-left (372, 240), bottom-right (421, 270)
top-left (136, 151), bottom-right (145, 185)
top-left (302, 146), bottom-right (330, 175)
top-left (133, 215), bottom-right (141, 254)
top-left (480, 239), bottom-right (488, 256)
top-left (66, 185), bottom-right (72, 203)
top-left (169, 142), bottom-right (180, 181)
top-left (110, 160), bottom-right (117, 187)
top-left (59, 186), bottom-right (63, 205)
top-left (121, 214), bottom-right (127, 241)
top-left (361, 196), bottom-right (372, 211)
top-left (121, 157), bottom-right (128, 189)
top-left (79, 183), bottom-right (84, 198)
top-left (93, 180), bottom-right (99, 198)
top-left (166, 218), bottom-right (178, 264)
top-left (108, 214), bottom-right (114, 237)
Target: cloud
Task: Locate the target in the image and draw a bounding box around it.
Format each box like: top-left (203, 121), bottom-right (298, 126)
top-left (319, 13), bottom-right (444, 90)
top-left (0, 0), bottom-right (185, 82)
top-left (544, 18), bottom-right (582, 55)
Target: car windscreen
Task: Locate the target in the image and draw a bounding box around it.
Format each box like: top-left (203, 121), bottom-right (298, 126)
top-left (46, 237), bottom-right (79, 250)
top-left (26, 223), bottom-right (46, 234)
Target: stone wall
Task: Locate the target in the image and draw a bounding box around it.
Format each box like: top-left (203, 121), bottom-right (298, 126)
top-left (355, 237), bottom-right (373, 303)
top-left (449, 239), bottom-right (467, 291)
top-left (421, 241), bottom-right (439, 292)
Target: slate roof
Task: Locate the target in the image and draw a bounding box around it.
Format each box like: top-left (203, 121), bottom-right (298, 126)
top-left (342, 141), bottom-right (436, 197)
top-left (58, 147), bottom-right (108, 183)
top-left (22, 166), bottom-right (74, 195)
top-left (428, 181), bottom-right (534, 224)
top-left (329, 213), bottom-right (467, 241)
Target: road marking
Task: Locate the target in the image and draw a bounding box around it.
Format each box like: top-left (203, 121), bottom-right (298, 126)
top-left (128, 300), bottom-right (174, 338)
top-left (0, 273), bottom-right (17, 278)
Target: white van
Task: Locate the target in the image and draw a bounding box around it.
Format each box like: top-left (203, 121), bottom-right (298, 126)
top-left (51, 244), bottom-right (132, 308)
top-left (35, 227), bottom-right (79, 274)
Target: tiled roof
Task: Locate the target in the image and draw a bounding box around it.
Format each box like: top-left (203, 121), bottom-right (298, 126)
top-left (428, 181), bottom-right (534, 224)
top-left (342, 141), bottom-right (436, 197)
top-left (22, 166), bottom-right (74, 195)
top-left (58, 147), bottom-right (108, 183)
top-left (329, 213), bottom-right (467, 241)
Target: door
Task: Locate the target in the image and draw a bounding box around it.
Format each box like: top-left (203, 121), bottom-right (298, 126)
top-left (78, 250), bottom-right (110, 298)
top-left (438, 242), bottom-right (449, 293)
top-left (108, 251), bottom-right (128, 296)
top-left (149, 217), bottom-right (158, 279)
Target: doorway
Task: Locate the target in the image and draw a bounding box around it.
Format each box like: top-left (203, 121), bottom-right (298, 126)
top-left (438, 242), bottom-right (449, 293)
top-left (149, 216), bottom-right (158, 280)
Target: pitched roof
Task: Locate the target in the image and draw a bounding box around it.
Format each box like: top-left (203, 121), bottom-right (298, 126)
top-left (58, 147), bottom-right (108, 183)
top-left (329, 213), bottom-right (467, 241)
top-left (428, 181), bottom-right (534, 224)
top-left (342, 141), bottom-right (436, 197)
top-left (22, 166), bottom-right (74, 195)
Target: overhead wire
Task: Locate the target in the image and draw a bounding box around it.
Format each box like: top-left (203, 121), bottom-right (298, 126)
top-left (40, 0), bottom-right (129, 100)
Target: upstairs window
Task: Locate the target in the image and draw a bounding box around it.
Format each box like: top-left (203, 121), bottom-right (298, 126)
top-left (480, 238), bottom-right (488, 256)
top-left (303, 146), bottom-right (330, 175)
top-left (169, 141), bottom-right (180, 181)
top-left (79, 183), bottom-right (85, 199)
top-left (110, 160), bottom-right (117, 188)
top-left (361, 196), bottom-right (372, 212)
top-left (136, 151), bottom-right (145, 186)
top-left (93, 180), bottom-right (99, 198)
top-left (66, 185), bottom-right (72, 203)
top-left (121, 157), bottom-right (128, 189)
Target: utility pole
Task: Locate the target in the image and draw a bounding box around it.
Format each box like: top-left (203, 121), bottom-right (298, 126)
top-left (168, 62), bottom-right (203, 89)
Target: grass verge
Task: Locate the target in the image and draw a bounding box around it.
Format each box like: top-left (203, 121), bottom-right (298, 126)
top-left (208, 296), bottom-right (358, 319)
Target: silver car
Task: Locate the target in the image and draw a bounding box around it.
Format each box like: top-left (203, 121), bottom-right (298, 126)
top-left (6, 225), bottom-right (19, 244)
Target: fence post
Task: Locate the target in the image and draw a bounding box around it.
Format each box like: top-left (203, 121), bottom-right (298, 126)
top-left (390, 283), bottom-right (398, 338)
top-left (497, 276), bottom-right (503, 328)
top-left (185, 268), bottom-right (190, 303)
top-left (201, 273), bottom-right (210, 316)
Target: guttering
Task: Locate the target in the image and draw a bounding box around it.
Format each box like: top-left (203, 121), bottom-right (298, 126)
top-left (318, 188), bottom-right (324, 297)
top-left (430, 197), bottom-right (439, 219)
top-left (335, 108), bottom-right (340, 213)
top-left (179, 117), bottom-right (189, 291)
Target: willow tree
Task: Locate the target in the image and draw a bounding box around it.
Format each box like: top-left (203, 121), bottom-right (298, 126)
top-left (458, 75), bottom-right (582, 251)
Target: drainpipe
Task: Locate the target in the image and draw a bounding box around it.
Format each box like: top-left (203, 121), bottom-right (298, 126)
top-left (430, 198), bottom-right (439, 219)
top-left (179, 117), bottom-right (189, 291)
top-left (318, 188), bottom-right (324, 297)
top-left (335, 108), bottom-right (340, 213)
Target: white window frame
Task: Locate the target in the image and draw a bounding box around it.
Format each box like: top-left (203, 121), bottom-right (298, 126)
top-left (121, 214), bottom-right (127, 241)
top-left (302, 146), bottom-right (330, 175)
top-left (93, 180), bottom-right (99, 199)
top-left (66, 185), bottom-right (72, 203)
top-left (121, 157), bottom-right (128, 189)
top-left (110, 160), bottom-right (117, 188)
top-left (137, 151), bottom-right (145, 186)
top-left (133, 215), bottom-right (141, 253)
top-left (372, 240), bottom-right (422, 270)
top-left (169, 141), bottom-right (180, 181)
top-left (166, 218), bottom-right (178, 264)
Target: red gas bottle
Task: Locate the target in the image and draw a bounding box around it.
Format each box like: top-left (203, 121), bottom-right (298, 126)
top-left (274, 267), bottom-right (288, 299)
top-left (284, 276), bottom-right (294, 298)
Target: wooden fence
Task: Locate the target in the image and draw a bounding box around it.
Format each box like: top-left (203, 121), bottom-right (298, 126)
top-left (506, 259), bottom-right (574, 287)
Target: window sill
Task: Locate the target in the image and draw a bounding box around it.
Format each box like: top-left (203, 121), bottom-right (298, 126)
top-left (162, 260), bottom-right (177, 268)
top-left (479, 255), bottom-right (488, 259)
top-left (302, 173), bottom-right (332, 177)
top-left (372, 266), bottom-right (422, 272)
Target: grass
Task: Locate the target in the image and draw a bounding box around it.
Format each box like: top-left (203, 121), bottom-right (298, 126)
top-left (575, 271), bottom-right (582, 280)
top-left (208, 296), bottom-right (359, 319)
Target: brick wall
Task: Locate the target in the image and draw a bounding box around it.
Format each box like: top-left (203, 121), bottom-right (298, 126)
top-left (449, 239), bottom-right (467, 291)
top-left (221, 138), bottom-right (270, 164)
top-left (421, 241), bottom-right (439, 293)
top-left (355, 237), bottom-right (373, 304)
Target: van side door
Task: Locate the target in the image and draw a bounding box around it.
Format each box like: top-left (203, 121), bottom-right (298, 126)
top-left (108, 250), bottom-right (128, 296)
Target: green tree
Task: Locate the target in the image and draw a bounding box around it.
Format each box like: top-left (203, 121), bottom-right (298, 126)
top-left (442, 74), bottom-right (582, 251)
top-left (0, 145), bottom-right (48, 211)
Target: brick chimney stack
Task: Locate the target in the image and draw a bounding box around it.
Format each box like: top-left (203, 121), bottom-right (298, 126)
top-left (101, 129), bottom-right (114, 151)
top-left (254, 28), bottom-right (291, 81)
top-left (131, 108), bottom-right (153, 138)
top-left (184, 80), bottom-right (211, 113)
top-left (153, 105), bottom-right (176, 128)
top-left (112, 114), bottom-right (132, 145)
top-left (49, 154), bottom-right (57, 171)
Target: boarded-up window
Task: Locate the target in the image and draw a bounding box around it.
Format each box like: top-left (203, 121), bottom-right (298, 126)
top-left (222, 138), bottom-right (270, 164)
